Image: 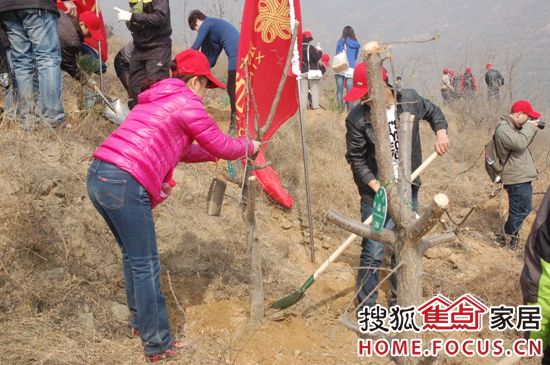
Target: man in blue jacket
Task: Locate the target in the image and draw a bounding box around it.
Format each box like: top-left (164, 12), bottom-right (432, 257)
top-left (188, 9), bottom-right (239, 129)
top-left (0, 0), bottom-right (65, 128)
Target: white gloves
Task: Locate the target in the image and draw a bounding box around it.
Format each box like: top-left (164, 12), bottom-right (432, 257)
top-left (114, 7), bottom-right (132, 22)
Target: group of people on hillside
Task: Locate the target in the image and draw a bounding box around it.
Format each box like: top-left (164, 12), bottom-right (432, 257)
top-left (440, 67), bottom-right (477, 101)
top-left (0, 0), bottom-right (110, 127)
top-left (2, 1), bottom-right (548, 363)
top-left (300, 25), bottom-right (360, 112)
top-left (440, 63), bottom-right (504, 102)
top-left (0, 1), bottom-right (240, 129)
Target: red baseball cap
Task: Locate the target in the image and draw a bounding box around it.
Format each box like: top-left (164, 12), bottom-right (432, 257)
top-left (172, 50), bottom-right (225, 89)
top-left (511, 100), bottom-right (541, 119)
top-left (343, 62), bottom-right (388, 102)
top-left (79, 11), bottom-right (105, 42)
top-left (302, 31), bottom-right (313, 39)
top-left (486, 63), bottom-right (492, 69)
top-left (321, 53), bottom-right (330, 67)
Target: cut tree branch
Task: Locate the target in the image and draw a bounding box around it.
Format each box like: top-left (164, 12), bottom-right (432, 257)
top-left (410, 193), bottom-right (449, 241)
top-left (327, 209), bottom-right (397, 246)
top-left (418, 232), bottom-right (456, 256)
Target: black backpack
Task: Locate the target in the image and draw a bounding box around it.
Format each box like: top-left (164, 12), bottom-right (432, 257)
top-left (484, 121), bottom-right (511, 183)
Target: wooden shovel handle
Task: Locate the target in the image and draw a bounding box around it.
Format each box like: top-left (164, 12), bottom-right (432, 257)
top-left (313, 151), bottom-right (439, 280)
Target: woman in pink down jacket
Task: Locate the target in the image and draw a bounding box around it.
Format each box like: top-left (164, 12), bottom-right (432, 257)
top-left (86, 49), bottom-right (260, 363)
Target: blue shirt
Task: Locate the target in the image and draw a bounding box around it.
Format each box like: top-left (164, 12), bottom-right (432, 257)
top-left (191, 17), bottom-right (240, 71)
top-left (335, 37), bottom-right (360, 69)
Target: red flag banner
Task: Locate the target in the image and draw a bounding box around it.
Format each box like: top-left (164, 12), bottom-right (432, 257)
top-left (236, 0), bottom-right (302, 208)
top-left (57, 0), bottom-right (108, 61)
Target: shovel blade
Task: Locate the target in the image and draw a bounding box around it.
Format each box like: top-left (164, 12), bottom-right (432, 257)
top-left (206, 178), bottom-right (227, 216)
top-left (270, 289), bottom-right (305, 310)
top-left (104, 99), bottom-right (129, 125)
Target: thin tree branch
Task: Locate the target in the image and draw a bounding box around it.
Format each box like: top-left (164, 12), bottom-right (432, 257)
top-left (445, 207), bottom-right (475, 227)
top-left (410, 193), bottom-right (449, 240)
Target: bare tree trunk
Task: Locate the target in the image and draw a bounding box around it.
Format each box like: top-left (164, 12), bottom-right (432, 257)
top-left (334, 43), bottom-right (456, 365)
top-left (247, 176), bottom-right (264, 323)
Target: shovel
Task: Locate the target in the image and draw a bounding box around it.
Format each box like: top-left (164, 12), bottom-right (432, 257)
top-left (89, 82), bottom-right (129, 125)
top-left (206, 177), bottom-right (227, 216)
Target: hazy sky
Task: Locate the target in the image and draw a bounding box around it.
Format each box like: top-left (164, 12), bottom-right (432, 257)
top-left (103, 0), bottom-right (550, 110)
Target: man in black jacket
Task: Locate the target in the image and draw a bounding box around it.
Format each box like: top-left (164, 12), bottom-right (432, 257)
top-left (114, 0), bottom-right (171, 108)
top-left (0, 0), bottom-right (65, 127)
top-left (344, 61), bottom-right (450, 312)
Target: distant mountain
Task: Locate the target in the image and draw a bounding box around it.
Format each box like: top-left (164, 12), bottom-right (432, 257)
top-left (103, 0), bottom-right (550, 110)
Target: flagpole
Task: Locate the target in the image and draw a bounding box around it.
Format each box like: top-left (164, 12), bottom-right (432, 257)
top-left (95, 0), bottom-right (104, 93)
top-left (289, 0), bottom-right (315, 262)
top-left (296, 77), bottom-right (316, 263)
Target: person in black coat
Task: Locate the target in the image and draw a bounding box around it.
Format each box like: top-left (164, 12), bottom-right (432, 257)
top-left (114, 0), bottom-right (172, 108)
top-left (300, 30), bottom-right (322, 110)
top-left (344, 61), bottom-right (450, 312)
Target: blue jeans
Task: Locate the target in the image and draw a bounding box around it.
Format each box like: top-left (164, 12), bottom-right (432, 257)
top-left (504, 182), bottom-right (533, 242)
top-left (357, 187), bottom-right (418, 310)
top-left (87, 160), bottom-right (173, 355)
top-left (335, 74), bottom-right (353, 110)
top-left (1, 9), bottom-right (64, 126)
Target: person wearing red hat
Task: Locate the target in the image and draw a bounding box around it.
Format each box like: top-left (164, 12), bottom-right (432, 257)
top-left (440, 68), bottom-right (454, 103)
top-left (75, 11), bottom-right (107, 75)
top-left (493, 100), bottom-right (542, 249)
top-left (321, 53), bottom-right (330, 67)
top-left (461, 67), bottom-right (477, 98)
top-left (78, 11), bottom-right (105, 44)
top-left (87, 49), bottom-right (260, 363)
top-left (344, 60), bottom-right (450, 312)
top-left (319, 53), bottom-right (330, 75)
top-left (300, 30), bottom-right (323, 110)
top-left (58, 11), bottom-right (86, 81)
top-left (57, 10), bottom-right (105, 109)
top-left (485, 63), bottom-right (504, 99)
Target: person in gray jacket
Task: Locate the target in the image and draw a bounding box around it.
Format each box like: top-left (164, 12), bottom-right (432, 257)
top-left (494, 100), bottom-right (542, 248)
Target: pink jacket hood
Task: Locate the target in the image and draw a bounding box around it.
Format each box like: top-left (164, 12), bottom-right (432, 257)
top-left (93, 78), bottom-right (254, 208)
